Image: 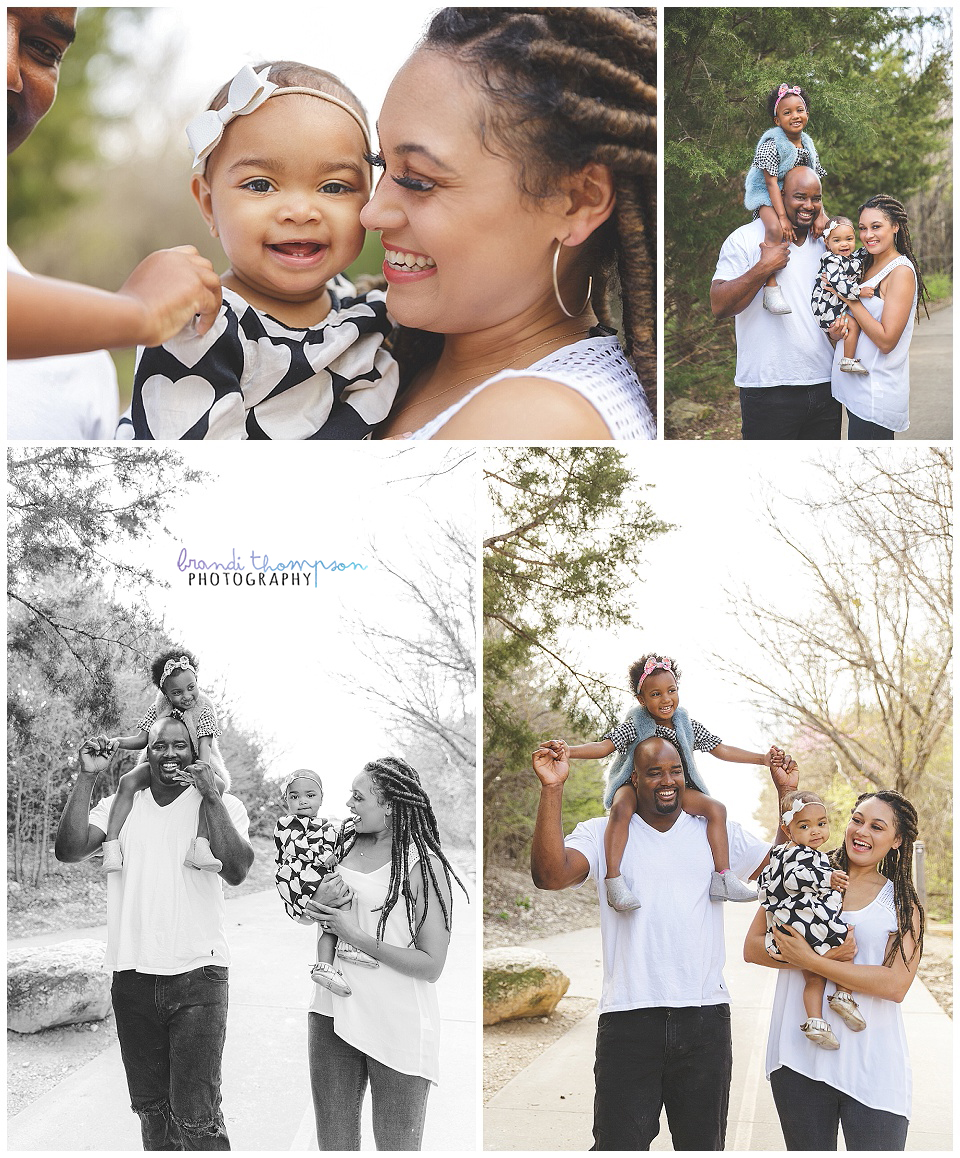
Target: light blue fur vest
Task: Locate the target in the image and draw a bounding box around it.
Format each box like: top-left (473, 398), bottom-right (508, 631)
top-left (744, 126), bottom-right (821, 212)
top-left (602, 704), bottom-right (709, 809)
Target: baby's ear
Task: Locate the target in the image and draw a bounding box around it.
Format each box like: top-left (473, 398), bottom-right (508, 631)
top-left (191, 175), bottom-right (218, 238)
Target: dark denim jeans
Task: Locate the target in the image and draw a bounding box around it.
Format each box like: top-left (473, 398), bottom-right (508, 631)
top-left (740, 382), bottom-right (842, 440)
top-left (591, 1004), bottom-right (733, 1151)
top-left (111, 967), bottom-right (230, 1151)
top-left (771, 1065), bottom-right (909, 1150)
top-left (846, 410), bottom-right (896, 440)
top-left (308, 1012), bottom-right (431, 1151)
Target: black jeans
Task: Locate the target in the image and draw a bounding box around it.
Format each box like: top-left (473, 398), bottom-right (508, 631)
top-left (770, 1065), bottom-right (909, 1150)
top-left (739, 382), bottom-right (842, 439)
top-left (846, 410), bottom-right (896, 440)
top-left (591, 1004), bottom-right (732, 1151)
top-left (112, 967), bottom-right (231, 1150)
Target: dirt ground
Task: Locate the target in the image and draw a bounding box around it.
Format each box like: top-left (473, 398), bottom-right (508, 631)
top-left (482, 866), bottom-right (953, 1103)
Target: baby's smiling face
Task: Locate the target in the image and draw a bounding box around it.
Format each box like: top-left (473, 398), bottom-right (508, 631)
top-left (825, 222), bottom-right (857, 258)
top-left (192, 94), bottom-right (370, 319)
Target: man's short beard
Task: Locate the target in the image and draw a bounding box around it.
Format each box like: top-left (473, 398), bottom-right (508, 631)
top-left (654, 791), bottom-right (681, 814)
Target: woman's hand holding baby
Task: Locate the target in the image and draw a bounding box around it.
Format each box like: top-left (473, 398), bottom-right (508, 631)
top-left (118, 246), bottom-right (222, 345)
top-left (303, 875), bottom-right (354, 917)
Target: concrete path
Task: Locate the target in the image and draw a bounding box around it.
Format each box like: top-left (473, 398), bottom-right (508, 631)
top-left (901, 298), bottom-right (952, 440)
top-left (8, 877), bottom-right (478, 1152)
top-left (484, 902), bottom-right (951, 1151)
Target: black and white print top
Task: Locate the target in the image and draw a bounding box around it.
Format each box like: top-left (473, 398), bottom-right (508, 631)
top-left (811, 249), bottom-right (865, 330)
top-left (603, 716), bottom-right (721, 756)
top-left (274, 814), bottom-right (357, 922)
top-left (136, 701), bottom-right (220, 739)
top-left (753, 139), bottom-right (828, 181)
top-left (758, 843), bottom-right (848, 957)
top-left (116, 284), bottom-right (399, 441)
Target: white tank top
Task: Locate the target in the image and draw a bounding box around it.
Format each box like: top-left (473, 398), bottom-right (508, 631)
top-left (764, 878), bottom-right (912, 1117)
top-left (831, 255), bottom-right (917, 432)
top-left (406, 335), bottom-right (656, 440)
top-left (309, 858), bottom-right (442, 1082)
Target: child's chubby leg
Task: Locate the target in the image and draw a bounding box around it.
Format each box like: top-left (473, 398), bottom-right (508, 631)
top-left (603, 785), bottom-right (641, 912)
top-left (311, 930), bottom-right (352, 997)
top-left (683, 790), bottom-right (757, 902)
top-left (757, 205), bottom-right (792, 313)
top-left (102, 763), bottom-right (151, 872)
top-left (800, 969), bottom-right (839, 1049)
top-left (840, 314), bottom-right (869, 375)
top-left (184, 741), bottom-right (227, 871)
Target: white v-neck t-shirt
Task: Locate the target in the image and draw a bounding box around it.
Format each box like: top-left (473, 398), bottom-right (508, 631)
top-left (565, 812), bottom-right (769, 1013)
top-left (89, 787), bottom-right (250, 974)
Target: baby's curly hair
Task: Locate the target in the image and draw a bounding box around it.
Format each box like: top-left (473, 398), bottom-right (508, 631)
top-left (765, 84), bottom-right (811, 121)
top-left (150, 647), bottom-right (199, 689)
top-left (628, 653), bottom-right (681, 693)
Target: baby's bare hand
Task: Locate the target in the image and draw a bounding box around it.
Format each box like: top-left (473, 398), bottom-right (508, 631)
top-left (830, 870), bottom-right (849, 892)
top-left (859, 286), bottom-right (874, 299)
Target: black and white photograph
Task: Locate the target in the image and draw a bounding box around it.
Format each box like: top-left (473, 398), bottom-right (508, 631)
top-left (8, 443), bottom-right (477, 1150)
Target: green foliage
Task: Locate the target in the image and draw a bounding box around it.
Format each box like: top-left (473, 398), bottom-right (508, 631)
top-left (664, 8), bottom-right (953, 403)
top-left (924, 271), bottom-right (953, 300)
top-left (483, 449), bottom-right (671, 866)
top-left (484, 448), bottom-right (673, 759)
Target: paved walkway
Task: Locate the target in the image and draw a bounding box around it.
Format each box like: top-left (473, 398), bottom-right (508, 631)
top-left (901, 297), bottom-right (952, 440)
top-left (484, 902), bottom-right (951, 1151)
top-left (9, 878), bottom-right (477, 1152)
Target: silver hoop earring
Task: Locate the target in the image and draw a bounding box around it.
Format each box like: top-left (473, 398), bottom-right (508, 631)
top-left (552, 239), bottom-right (593, 318)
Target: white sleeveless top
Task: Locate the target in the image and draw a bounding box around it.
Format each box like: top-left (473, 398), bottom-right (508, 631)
top-left (831, 255), bottom-right (917, 432)
top-left (309, 858), bottom-right (441, 1083)
top-left (764, 879), bottom-right (912, 1118)
top-left (406, 335), bottom-right (656, 440)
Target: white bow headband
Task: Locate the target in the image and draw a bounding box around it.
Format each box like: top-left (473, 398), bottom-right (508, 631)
top-left (160, 656), bottom-right (196, 685)
top-left (187, 65), bottom-right (371, 174)
top-left (781, 798), bottom-right (820, 827)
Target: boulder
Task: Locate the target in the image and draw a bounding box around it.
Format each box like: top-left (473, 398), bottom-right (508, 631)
top-left (8, 939), bottom-right (111, 1034)
top-left (483, 947), bottom-right (569, 1025)
top-left (666, 398), bottom-right (714, 428)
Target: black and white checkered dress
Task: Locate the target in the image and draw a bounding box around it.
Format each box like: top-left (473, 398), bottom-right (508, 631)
top-left (603, 716), bottom-right (720, 790)
top-left (758, 843), bottom-right (847, 957)
top-left (274, 814), bottom-right (356, 922)
top-left (751, 139), bottom-right (827, 217)
top-left (117, 285), bottom-right (398, 440)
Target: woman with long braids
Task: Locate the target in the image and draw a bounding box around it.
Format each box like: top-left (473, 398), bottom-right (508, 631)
top-left (745, 790), bottom-right (925, 1150)
top-left (827, 195), bottom-right (930, 440)
top-left (364, 7), bottom-right (657, 440)
top-left (304, 756), bottom-right (467, 1150)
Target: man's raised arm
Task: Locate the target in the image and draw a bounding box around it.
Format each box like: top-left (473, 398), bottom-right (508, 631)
top-left (711, 239), bottom-right (790, 319)
top-left (530, 746), bottom-right (590, 890)
top-left (55, 738), bottom-right (113, 862)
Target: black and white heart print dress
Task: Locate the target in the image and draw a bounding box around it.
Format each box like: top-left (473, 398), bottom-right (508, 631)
top-left (757, 843), bottom-right (848, 957)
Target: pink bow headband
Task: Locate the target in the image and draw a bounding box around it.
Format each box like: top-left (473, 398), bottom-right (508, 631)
top-left (636, 658), bottom-right (675, 693)
top-left (774, 83), bottom-right (805, 115)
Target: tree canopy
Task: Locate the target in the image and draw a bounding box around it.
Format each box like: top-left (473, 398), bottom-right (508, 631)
top-left (483, 448), bottom-right (672, 865)
top-left (664, 7), bottom-right (953, 402)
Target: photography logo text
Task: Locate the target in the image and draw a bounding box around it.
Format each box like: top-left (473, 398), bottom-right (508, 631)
top-left (177, 548), bottom-right (367, 590)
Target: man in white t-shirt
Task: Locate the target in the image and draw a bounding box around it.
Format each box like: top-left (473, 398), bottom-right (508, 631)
top-left (8, 7), bottom-right (120, 438)
top-left (55, 717), bottom-right (254, 1150)
top-left (711, 167), bottom-right (845, 441)
top-left (531, 736), bottom-right (774, 1151)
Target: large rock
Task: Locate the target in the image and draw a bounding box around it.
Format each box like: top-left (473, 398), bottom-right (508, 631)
top-left (8, 939), bottom-right (111, 1034)
top-left (483, 947), bottom-right (569, 1025)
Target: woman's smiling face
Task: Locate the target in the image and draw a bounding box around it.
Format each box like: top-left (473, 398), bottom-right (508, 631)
top-left (360, 49), bottom-right (566, 334)
top-left (859, 206), bottom-right (900, 258)
top-left (845, 796), bottom-right (902, 866)
top-left (348, 772), bottom-right (390, 834)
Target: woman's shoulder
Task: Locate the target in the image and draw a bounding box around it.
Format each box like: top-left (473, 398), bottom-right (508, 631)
top-left (435, 374), bottom-right (612, 439)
